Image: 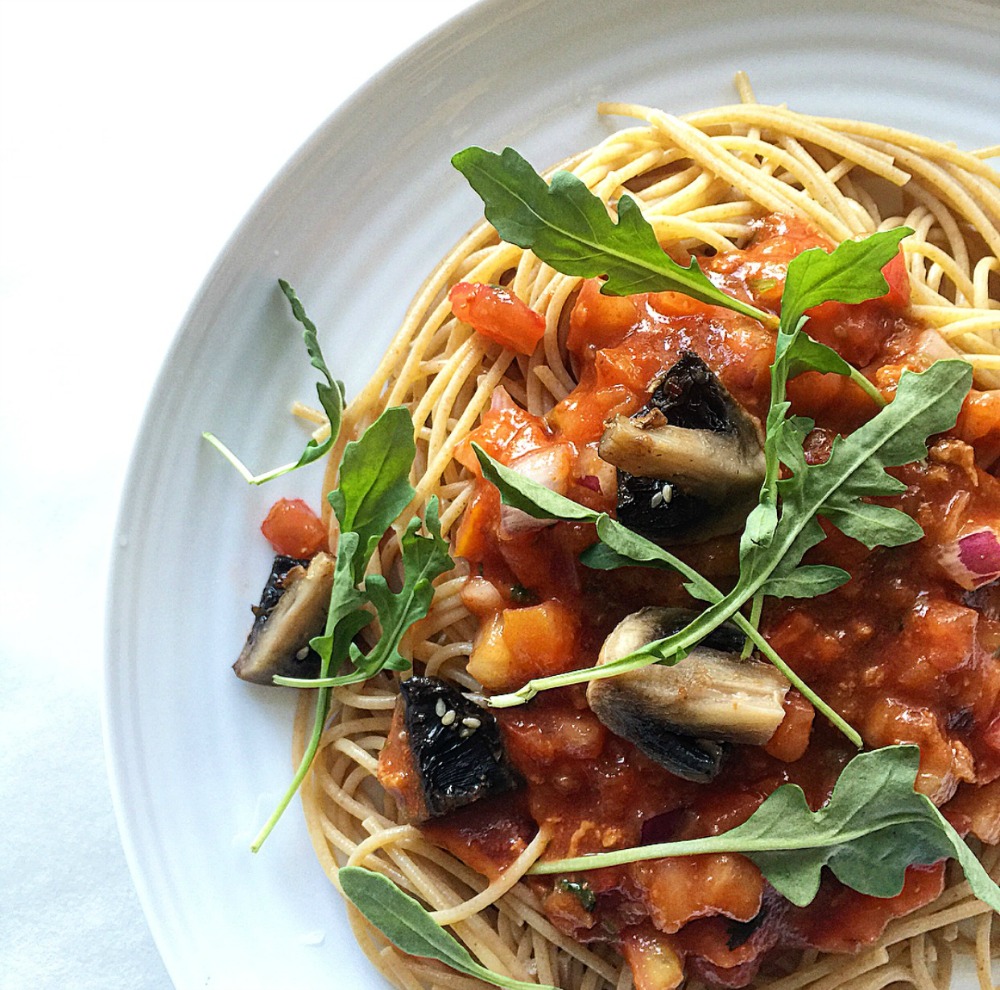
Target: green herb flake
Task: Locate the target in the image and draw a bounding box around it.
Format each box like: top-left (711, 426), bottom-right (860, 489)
top-left (555, 878), bottom-right (596, 912)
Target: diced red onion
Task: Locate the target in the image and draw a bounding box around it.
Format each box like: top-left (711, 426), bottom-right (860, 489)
top-left (574, 444), bottom-right (616, 497)
top-left (498, 444), bottom-right (573, 539)
top-left (939, 527), bottom-right (1000, 590)
top-left (489, 386), bottom-right (518, 413)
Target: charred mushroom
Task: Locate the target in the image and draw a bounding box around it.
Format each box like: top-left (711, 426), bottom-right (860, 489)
top-left (377, 676), bottom-right (520, 822)
top-left (587, 607), bottom-right (790, 782)
top-left (599, 352), bottom-right (765, 543)
top-left (233, 552), bottom-right (335, 684)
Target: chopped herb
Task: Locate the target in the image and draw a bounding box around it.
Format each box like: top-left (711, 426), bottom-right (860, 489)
top-left (556, 878), bottom-right (596, 912)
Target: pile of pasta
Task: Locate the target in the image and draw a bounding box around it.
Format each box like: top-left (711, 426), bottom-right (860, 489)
top-left (292, 75), bottom-right (1000, 990)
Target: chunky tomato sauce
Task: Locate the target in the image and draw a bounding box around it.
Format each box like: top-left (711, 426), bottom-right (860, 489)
top-left (418, 216), bottom-right (1000, 987)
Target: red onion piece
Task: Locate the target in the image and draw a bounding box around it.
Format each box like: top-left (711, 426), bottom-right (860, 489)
top-left (939, 527), bottom-right (1000, 590)
top-left (574, 444), bottom-right (616, 497)
top-left (498, 443), bottom-right (574, 538)
top-left (489, 385), bottom-right (518, 413)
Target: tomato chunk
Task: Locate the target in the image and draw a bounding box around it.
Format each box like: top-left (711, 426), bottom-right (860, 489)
top-left (450, 281), bottom-right (546, 355)
top-left (260, 497), bottom-right (328, 558)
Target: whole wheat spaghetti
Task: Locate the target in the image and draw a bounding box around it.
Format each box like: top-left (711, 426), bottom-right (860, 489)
top-left (289, 77), bottom-right (1000, 990)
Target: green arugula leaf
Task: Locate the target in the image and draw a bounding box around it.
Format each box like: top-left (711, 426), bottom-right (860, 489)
top-left (452, 146), bottom-right (777, 327)
top-left (346, 497), bottom-right (453, 678)
top-left (527, 746), bottom-right (1000, 915)
top-left (203, 280), bottom-right (346, 484)
top-left (779, 229), bottom-right (912, 334)
top-left (339, 866), bottom-right (560, 990)
top-left (254, 410), bottom-right (452, 849)
top-left (752, 359), bottom-right (970, 585)
top-left (328, 406), bottom-right (419, 582)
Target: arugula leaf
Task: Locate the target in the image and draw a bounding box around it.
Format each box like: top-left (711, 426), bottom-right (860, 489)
top-left (329, 406), bottom-right (418, 582)
top-left (253, 409), bottom-right (452, 849)
top-left (343, 497), bottom-right (453, 679)
top-left (527, 745), bottom-right (1000, 915)
top-left (339, 866), bottom-right (560, 990)
top-left (452, 146), bottom-right (777, 327)
top-left (203, 280), bottom-right (346, 484)
top-left (779, 230), bottom-right (911, 334)
top-left (746, 358), bottom-right (970, 604)
top-left (581, 358), bottom-right (968, 686)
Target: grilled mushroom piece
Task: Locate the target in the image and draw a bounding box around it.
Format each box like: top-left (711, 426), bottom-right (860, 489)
top-left (587, 607), bottom-right (791, 782)
top-left (233, 552), bottom-right (335, 684)
top-left (377, 676), bottom-right (521, 822)
top-left (599, 352), bottom-right (765, 543)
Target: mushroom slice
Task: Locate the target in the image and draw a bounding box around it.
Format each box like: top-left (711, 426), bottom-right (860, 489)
top-left (377, 676), bottom-right (521, 822)
top-left (587, 607), bottom-right (791, 781)
top-left (599, 352), bottom-right (765, 543)
top-left (233, 551), bottom-right (335, 685)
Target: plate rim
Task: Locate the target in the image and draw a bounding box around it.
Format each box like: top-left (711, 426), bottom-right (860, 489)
top-left (103, 0), bottom-right (1000, 986)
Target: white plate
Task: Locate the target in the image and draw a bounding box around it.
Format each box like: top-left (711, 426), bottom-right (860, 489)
top-left (105, 1), bottom-right (1000, 987)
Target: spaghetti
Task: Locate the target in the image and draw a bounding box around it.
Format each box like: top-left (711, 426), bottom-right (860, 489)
top-left (291, 77), bottom-right (1000, 989)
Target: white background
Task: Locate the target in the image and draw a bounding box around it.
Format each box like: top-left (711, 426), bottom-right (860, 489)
top-left (0, 2), bottom-right (473, 986)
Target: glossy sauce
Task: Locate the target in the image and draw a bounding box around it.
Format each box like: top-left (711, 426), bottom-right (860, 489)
top-left (433, 215), bottom-right (1000, 986)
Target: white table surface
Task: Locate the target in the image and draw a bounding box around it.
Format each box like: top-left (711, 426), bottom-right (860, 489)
top-left (0, 2), bottom-right (474, 986)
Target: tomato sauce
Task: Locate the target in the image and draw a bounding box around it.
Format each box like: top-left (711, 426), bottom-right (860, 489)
top-left (432, 215), bottom-right (1000, 986)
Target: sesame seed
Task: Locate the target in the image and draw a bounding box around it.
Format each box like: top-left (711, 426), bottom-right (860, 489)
top-left (650, 489), bottom-right (664, 509)
top-left (661, 482), bottom-right (673, 504)
top-left (459, 728), bottom-right (472, 739)
top-left (441, 709), bottom-right (457, 726)
top-left (295, 646), bottom-right (310, 661)
top-left (435, 698), bottom-right (447, 718)
top-left (462, 717), bottom-right (481, 729)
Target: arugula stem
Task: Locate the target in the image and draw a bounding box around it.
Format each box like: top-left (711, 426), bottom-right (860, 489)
top-left (488, 599), bottom-right (861, 747)
top-left (201, 431), bottom-right (301, 486)
top-left (251, 686), bottom-right (331, 852)
top-left (848, 367), bottom-right (887, 408)
top-left (735, 615), bottom-right (862, 747)
top-left (740, 593), bottom-right (764, 660)
top-left (528, 813), bottom-right (922, 875)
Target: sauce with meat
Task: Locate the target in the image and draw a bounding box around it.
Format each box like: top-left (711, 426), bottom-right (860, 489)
top-left (384, 215), bottom-right (1000, 987)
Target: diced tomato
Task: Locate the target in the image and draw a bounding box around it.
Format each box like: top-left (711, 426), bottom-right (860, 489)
top-left (466, 613), bottom-right (518, 691)
top-left (453, 481), bottom-right (500, 561)
top-left (454, 401), bottom-right (551, 474)
top-left (548, 381), bottom-right (640, 445)
top-left (502, 599), bottom-right (579, 678)
top-left (260, 497), bottom-right (328, 558)
top-left (468, 599), bottom-right (581, 692)
top-left (450, 281), bottom-right (546, 355)
top-left (879, 249), bottom-right (910, 309)
top-left (566, 278), bottom-right (641, 356)
top-left (763, 690), bottom-right (815, 763)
